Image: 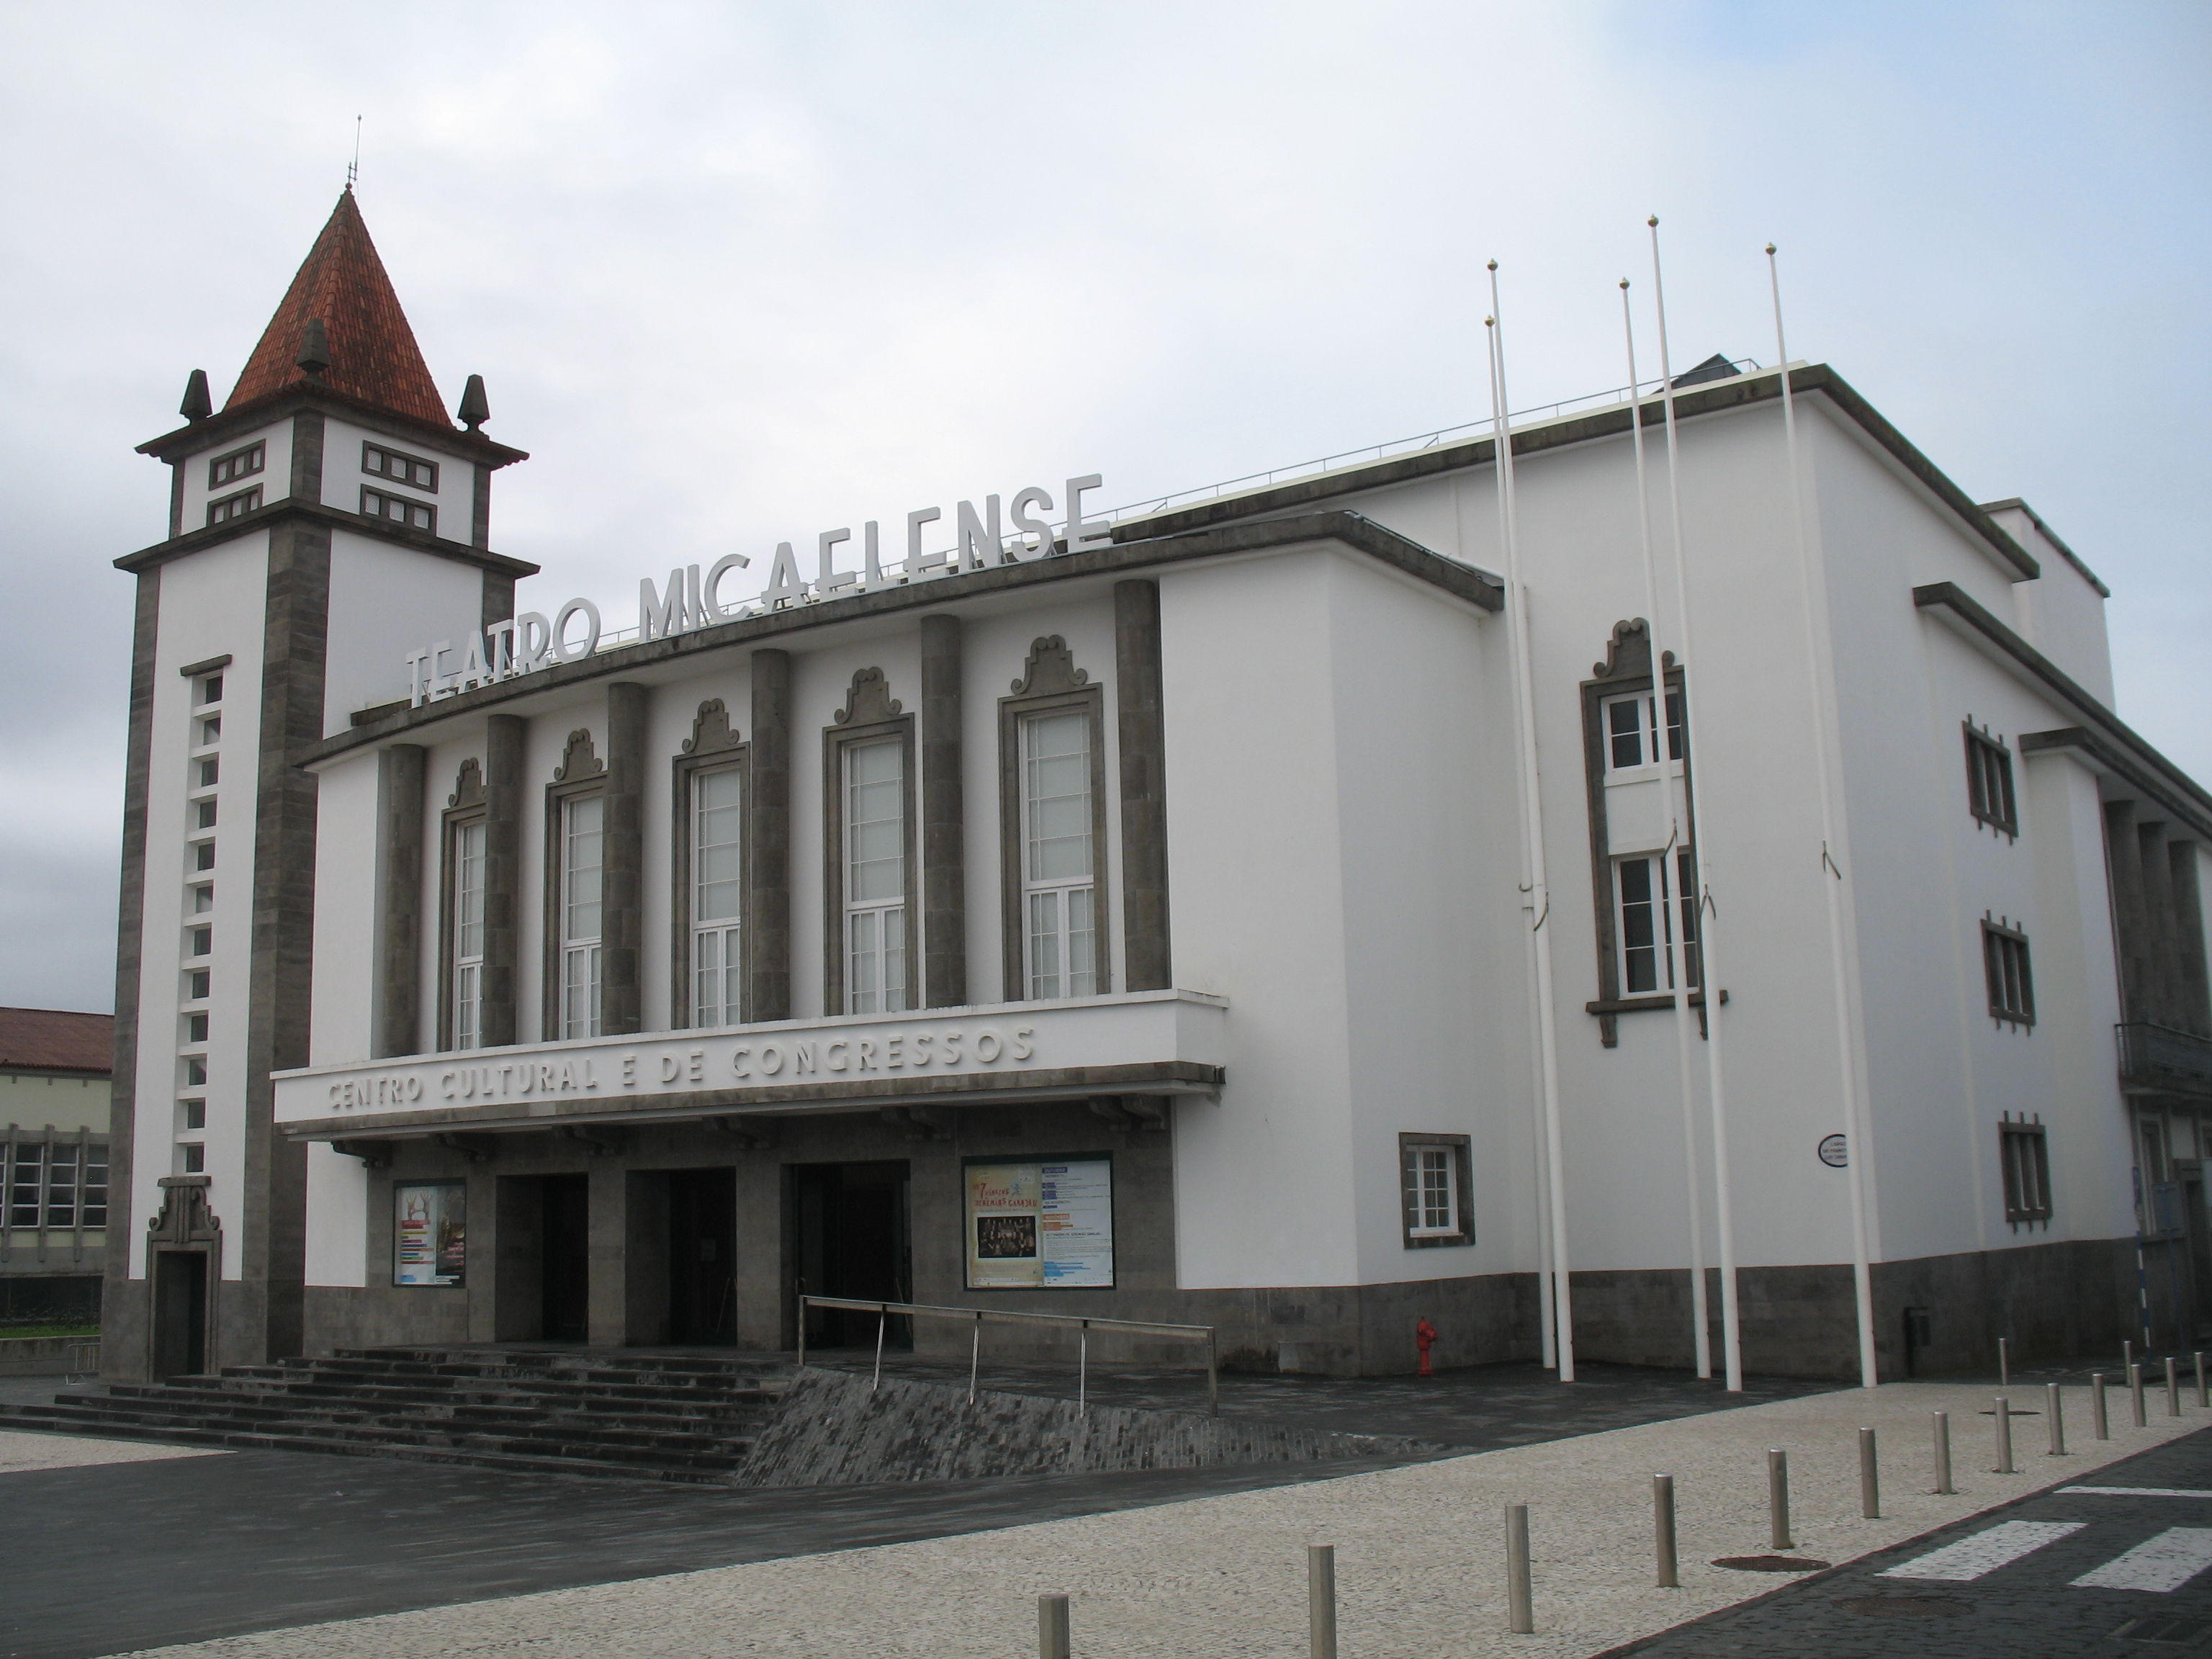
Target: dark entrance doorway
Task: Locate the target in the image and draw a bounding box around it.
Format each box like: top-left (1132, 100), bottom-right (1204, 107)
top-left (152, 1251), bottom-right (208, 1378)
top-left (541, 1173), bottom-right (590, 1343)
top-left (667, 1168), bottom-right (738, 1344)
top-left (788, 1161), bottom-right (911, 1349)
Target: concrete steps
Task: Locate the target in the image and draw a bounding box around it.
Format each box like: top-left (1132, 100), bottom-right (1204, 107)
top-left (0, 1346), bottom-right (795, 1484)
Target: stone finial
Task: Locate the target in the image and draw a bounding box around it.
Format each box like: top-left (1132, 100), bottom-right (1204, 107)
top-left (296, 318), bottom-right (331, 379)
top-left (457, 373), bottom-right (490, 431)
top-left (179, 369), bottom-right (212, 423)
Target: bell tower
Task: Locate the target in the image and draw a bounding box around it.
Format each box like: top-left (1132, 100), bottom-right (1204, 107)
top-left (104, 190), bottom-right (536, 1378)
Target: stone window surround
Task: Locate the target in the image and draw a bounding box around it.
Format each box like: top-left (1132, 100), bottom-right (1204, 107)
top-left (1397, 1131), bottom-right (1473, 1249)
top-left (1964, 719), bottom-right (2019, 839)
top-left (541, 730), bottom-right (608, 1043)
top-left (821, 669), bottom-right (918, 1018)
top-left (1578, 619), bottom-right (1707, 1048)
top-left (998, 637), bottom-right (1112, 1004)
top-left (1982, 914), bottom-right (2036, 1030)
top-left (361, 439), bottom-right (439, 495)
top-left (437, 757), bottom-right (488, 1053)
top-left (669, 698), bottom-right (750, 1030)
top-left (1998, 1112), bottom-right (2052, 1228)
top-left (206, 441), bottom-right (264, 490)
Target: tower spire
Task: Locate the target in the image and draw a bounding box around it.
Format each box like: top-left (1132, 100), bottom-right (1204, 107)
top-left (224, 192), bottom-right (449, 427)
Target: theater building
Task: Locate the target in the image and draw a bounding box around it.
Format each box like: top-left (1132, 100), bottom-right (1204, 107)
top-left (99, 192), bottom-right (2212, 1383)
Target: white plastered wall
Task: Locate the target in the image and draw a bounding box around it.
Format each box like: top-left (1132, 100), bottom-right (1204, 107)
top-left (323, 531), bottom-right (486, 733)
top-left (175, 421), bottom-right (292, 531)
top-left (320, 419), bottom-right (474, 549)
top-left (131, 532), bottom-right (269, 1279)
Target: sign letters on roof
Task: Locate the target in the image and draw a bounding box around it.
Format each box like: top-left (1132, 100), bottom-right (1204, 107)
top-left (403, 473), bottom-right (1109, 707)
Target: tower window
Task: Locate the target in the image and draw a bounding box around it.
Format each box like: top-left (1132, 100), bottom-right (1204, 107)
top-left (195, 799), bottom-right (217, 830)
top-left (1964, 721), bottom-right (2018, 836)
top-left (197, 757), bottom-right (219, 788)
top-left (208, 487), bottom-right (261, 526)
top-left (207, 442), bottom-right (264, 489)
top-left (197, 674), bottom-right (223, 706)
top-left (362, 442), bottom-right (439, 492)
top-left (361, 486), bottom-right (436, 534)
top-left (2000, 1116), bottom-right (2052, 1225)
top-left (179, 1143), bottom-right (205, 1175)
top-left (1982, 917), bottom-right (2036, 1028)
top-left (193, 842), bottom-right (216, 872)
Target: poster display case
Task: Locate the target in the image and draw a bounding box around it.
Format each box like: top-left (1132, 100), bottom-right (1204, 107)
top-left (963, 1155), bottom-right (1114, 1289)
top-left (393, 1180), bottom-right (467, 1287)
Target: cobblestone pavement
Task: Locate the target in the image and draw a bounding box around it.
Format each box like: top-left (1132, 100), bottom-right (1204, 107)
top-left (71, 1378), bottom-right (2212, 1658)
top-left (1604, 1427), bottom-right (2212, 1658)
top-left (0, 1355), bottom-right (1820, 1659)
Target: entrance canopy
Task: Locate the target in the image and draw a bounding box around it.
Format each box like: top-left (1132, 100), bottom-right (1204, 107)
top-left (275, 988), bottom-right (1226, 1144)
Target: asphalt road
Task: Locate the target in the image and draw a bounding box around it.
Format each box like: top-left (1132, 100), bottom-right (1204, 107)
top-left (1605, 1424), bottom-right (2212, 1658)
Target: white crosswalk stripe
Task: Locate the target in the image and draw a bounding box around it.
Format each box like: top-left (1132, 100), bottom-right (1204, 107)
top-left (2057, 1486), bottom-right (2212, 1500)
top-left (2070, 1527), bottom-right (2212, 1593)
top-left (1879, 1521), bottom-right (2085, 1581)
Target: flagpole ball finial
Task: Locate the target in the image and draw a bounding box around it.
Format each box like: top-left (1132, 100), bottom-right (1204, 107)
top-left (1485, 316), bottom-right (1495, 328)
top-left (1620, 278), bottom-right (1630, 289)
top-left (1488, 259), bottom-right (1498, 272)
top-left (1766, 243), bottom-right (1777, 255)
top-left (1648, 215), bottom-right (1660, 227)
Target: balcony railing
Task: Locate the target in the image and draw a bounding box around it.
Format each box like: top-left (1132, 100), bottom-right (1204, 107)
top-left (2117, 1022), bottom-right (2212, 1096)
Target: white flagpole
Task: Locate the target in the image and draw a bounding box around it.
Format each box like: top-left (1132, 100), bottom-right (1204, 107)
top-left (1648, 215), bottom-right (1745, 1392)
top-left (1490, 261), bottom-right (1575, 1383)
top-left (1486, 315), bottom-right (1557, 1372)
top-left (1622, 278), bottom-right (1713, 1381)
top-left (1767, 243), bottom-right (1879, 1389)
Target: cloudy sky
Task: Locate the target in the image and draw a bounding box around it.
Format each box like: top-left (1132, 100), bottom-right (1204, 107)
top-left (1, 2), bottom-right (2206, 1014)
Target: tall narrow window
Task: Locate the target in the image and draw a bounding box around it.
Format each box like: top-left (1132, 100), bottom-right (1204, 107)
top-left (1982, 917), bottom-right (2034, 1028)
top-left (844, 739), bottom-right (907, 1014)
top-left (2000, 1117), bottom-right (2052, 1225)
top-left (1964, 722), bottom-right (2018, 836)
top-left (560, 795), bottom-right (604, 1038)
top-left (692, 766), bottom-right (744, 1027)
top-left (450, 819), bottom-right (486, 1050)
top-left (45, 1143), bottom-right (78, 1228)
top-left (1022, 709), bottom-right (1096, 998)
top-left (81, 1143), bottom-right (107, 1228)
top-left (1398, 1133), bottom-right (1474, 1248)
top-left (1614, 849), bottom-right (1700, 994)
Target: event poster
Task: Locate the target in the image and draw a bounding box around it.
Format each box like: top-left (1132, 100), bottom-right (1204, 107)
top-left (393, 1182), bottom-right (467, 1287)
top-left (964, 1157), bottom-right (1112, 1289)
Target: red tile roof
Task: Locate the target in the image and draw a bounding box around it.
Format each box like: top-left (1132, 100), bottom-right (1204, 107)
top-left (225, 190), bottom-right (452, 428)
top-left (0, 1008), bottom-right (113, 1076)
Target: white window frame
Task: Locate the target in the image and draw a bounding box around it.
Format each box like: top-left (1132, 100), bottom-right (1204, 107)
top-left (450, 817), bottom-right (487, 1051)
top-left (691, 765), bottom-right (745, 1028)
top-left (1398, 1133), bottom-right (1474, 1247)
top-left (2000, 1115), bottom-right (2052, 1225)
top-left (1021, 708), bottom-right (1097, 1000)
top-left (1600, 688), bottom-right (1684, 776)
top-left (559, 793), bottom-right (604, 1039)
top-left (1614, 848), bottom-right (1701, 995)
top-left (842, 737), bottom-right (908, 1015)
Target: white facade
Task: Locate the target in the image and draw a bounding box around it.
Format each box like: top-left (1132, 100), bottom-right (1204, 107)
top-left (103, 197), bottom-right (2212, 1383)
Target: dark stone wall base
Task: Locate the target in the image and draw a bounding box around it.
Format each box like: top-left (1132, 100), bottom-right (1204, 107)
top-left (303, 1285), bottom-right (472, 1354)
top-left (99, 1274), bottom-right (148, 1382)
top-left (1567, 1236), bottom-right (2142, 1381)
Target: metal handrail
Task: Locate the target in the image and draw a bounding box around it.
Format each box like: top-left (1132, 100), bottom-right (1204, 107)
top-left (796, 1292), bottom-right (1218, 1416)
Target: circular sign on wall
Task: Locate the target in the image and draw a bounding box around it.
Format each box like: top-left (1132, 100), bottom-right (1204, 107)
top-left (1817, 1133), bottom-right (1849, 1169)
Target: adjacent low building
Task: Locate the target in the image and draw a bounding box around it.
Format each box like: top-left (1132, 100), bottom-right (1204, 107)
top-left (99, 192), bottom-right (2212, 1384)
top-left (2, 1007), bottom-right (113, 1325)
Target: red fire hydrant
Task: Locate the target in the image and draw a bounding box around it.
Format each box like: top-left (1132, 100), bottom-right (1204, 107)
top-left (1416, 1316), bottom-right (1438, 1377)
